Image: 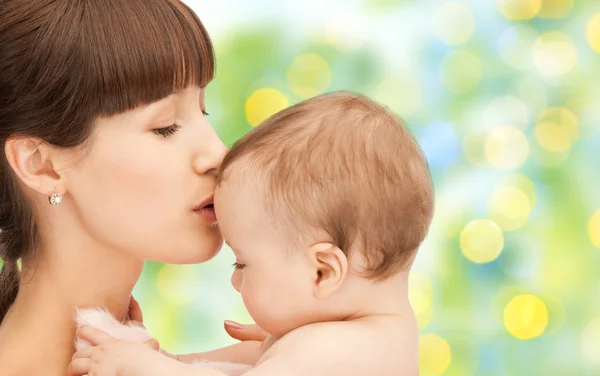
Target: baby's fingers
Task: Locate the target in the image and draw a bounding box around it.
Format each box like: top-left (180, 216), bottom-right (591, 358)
top-left (77, 326), bottom-right (115, 346)
top-left (67, 358), bottom-right (91, 376)
top-left (71, 347), bottom-right (94, 361)
top-left (144, 338), bottom-right (160, 351)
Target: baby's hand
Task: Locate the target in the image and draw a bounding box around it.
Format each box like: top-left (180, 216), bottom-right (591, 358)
top-left (75, 306), bottom-right (155, 351)
top-left (68, 326), bottom-right (161, 376)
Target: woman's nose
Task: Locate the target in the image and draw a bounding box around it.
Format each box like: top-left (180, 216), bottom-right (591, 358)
top-left (193, 126), bottom-right (228, 176)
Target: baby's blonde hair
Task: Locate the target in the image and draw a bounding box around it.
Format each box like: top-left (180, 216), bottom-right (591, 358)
top-left (218, 92), bottom-right (434, 280)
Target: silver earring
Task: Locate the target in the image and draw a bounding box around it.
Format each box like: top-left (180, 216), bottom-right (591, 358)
top-left (49, 188), bottom-right (63, 205)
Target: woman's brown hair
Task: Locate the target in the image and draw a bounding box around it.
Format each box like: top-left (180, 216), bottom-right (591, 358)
top-left (0, 0), bottom-right (215, 322)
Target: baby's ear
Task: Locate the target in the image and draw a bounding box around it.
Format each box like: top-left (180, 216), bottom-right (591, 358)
top-left (307, 242), bottom-right (348, 299)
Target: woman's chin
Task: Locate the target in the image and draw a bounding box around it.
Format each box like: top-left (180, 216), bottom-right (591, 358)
top-left (163, 239), bottom-right (223, 265)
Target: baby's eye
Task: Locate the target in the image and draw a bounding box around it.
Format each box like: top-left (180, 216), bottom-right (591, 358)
top-left (152, 124), bottom-right (181, 138)
top-left (232, 262), bottom-right (246, 270)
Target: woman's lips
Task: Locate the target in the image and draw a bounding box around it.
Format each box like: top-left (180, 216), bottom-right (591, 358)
top-left (193, 196), bottom-right (216, 223)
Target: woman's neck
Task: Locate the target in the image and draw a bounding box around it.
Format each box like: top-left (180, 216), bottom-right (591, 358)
top-left (0, 232), bottom-right (145, 375)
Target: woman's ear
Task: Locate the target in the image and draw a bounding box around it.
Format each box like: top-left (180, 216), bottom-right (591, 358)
top-left (307, 242), bottom-right (348, 299)
top-left (4, 137), bottom-right (65, 196)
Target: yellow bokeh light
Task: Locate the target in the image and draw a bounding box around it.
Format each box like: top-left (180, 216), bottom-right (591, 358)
top-left (489, 186), bottom-right (532, 231)
top-left (485, 126), bottom-right (529, 170)
top-left (460, 219), bottom-right (504, 263)
top-left (419, 334), bottom-right (452, 376)
top-left (482, 96), bottom-right (530, 130)
top-left (501, 174), bottom-right (538, 207)
top-left (498, 25), bottom-right (538, 70)
top-left (286, 54), bottom-right (332, 98)
top-left (498, 0), bottom-right (541, 20)
top-left (538, 0), bottom-right (573, 19)
top-left (433, 1), bottom-right (475, 45)
top-left (535, 122), bottom-right (571, 152)
top-left (537, 107), bottom-right (579, 140)
top-left (156, 265), bottom-right (200, 306)
top-left (141, 303), bottom-right (179, 350)
top-left (409, 272), bottom-right (434, 330)
top-left (440, 50), bottom-right (482, 94)
top-left (245, 88), bottom-right (289, 127)
top-left (504, 294), bottom-right (549, 340)
top-left (588, 13), bottom-right (600, 54)
top-left (581, 318), bottom-right (600, 365)
top-left (532, 32), bottom-right (578, 77)
top-left (589, 209), bottom-right (600, 248)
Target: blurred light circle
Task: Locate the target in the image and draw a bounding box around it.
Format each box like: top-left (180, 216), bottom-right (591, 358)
top-left (484, 126), bottom-right (529, 170)
top-left (497, 25), bottom-right (538, 70)
top-left (581, 318), bottom-right (600, 365)
top-left (156, 265), bottom-right (200, 306)
top-left (460, 219), bottom-right (504, 263)
top-left (497, 0), bottom-right (541, 20)
top-left (245, 88), bottom-right (289, 127)
top-left (589, 209), bottom-right (600, 249)
top-left (482, 96), bottom-right (530, 130)
top-left (286, 54), bottom-right (332, 98)
top-left (535, 122), bottom-right (571, 152)
top-left (501, 174), bottom-right (538, 207)
top-left (532, 32), bottom-right (578, 77)
top-left (419, 334), bottom-right (452, 376)
top-left (376, 75), bottom-right (422, 116)
top-left (538, 0), bottom-right (573, 19)
top-left (537, 107), bottom-right (579, 140)
top-left (432, 1), bottom-right (475, 45)
top-left (504, 294), bottom-right (549, 340)
top-left (489, 186), bottom-right (532, 231)
top-left (440, 50), bottom-right (482, 94)
top-left (588, 13), bottom-right (600, 54)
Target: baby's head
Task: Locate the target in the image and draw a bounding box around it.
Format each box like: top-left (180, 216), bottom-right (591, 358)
top-left (214, 92), bottom-right (433, 337)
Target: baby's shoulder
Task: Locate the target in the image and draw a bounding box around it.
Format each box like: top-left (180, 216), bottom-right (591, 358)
top-left (262, 316), bottom-right (418, 375)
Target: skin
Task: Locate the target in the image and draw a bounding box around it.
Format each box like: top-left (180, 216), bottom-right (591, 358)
top-left (0, 86), bottom-right (267, 376)
top-left (67, 170), bottom-right (420, 376)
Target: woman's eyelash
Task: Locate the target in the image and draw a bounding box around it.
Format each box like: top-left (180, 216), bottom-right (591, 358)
top-left (232, 262), bottom-right (245, 270)
top-left (152, 124), bottom-right (181, 138)
top-left (202, 110), bottom-right (209, 116)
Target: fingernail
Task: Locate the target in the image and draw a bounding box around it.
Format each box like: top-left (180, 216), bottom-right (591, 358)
top-left (224, 320), bottom-right (243, 329)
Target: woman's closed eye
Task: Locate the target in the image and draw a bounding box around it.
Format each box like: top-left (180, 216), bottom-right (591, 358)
top-left (152, 124), bottom-right (181, 138)
top-left (232, 262), bottom-right (246, 270)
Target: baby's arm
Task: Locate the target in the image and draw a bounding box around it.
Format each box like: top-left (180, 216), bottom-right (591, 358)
top-left (75, 308), bottom-right (262, 367)
top-left (191, 323), bottom-right (397, 376)
top-left (176, 339), bottom-right (262, 365)
top-left (71, 322), bottom-right (409, 376)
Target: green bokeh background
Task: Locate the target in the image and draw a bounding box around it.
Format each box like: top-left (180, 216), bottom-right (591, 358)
top-left (142, 1), bottom-right (600, 375)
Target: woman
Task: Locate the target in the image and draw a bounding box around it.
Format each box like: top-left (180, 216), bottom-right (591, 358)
top-left (0, 1), bottom-right (265, 374)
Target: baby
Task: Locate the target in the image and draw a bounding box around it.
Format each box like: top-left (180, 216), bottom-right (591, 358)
top-left (69, 92), bottom-right (434, 376)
